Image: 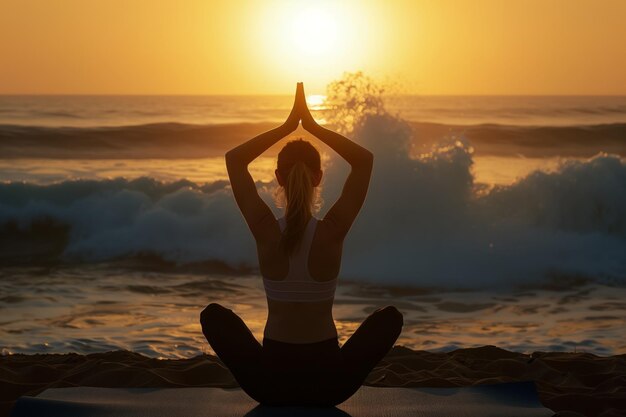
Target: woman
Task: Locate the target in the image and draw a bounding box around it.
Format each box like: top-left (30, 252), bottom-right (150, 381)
top-left (200, 82), bottom-right (403, 407)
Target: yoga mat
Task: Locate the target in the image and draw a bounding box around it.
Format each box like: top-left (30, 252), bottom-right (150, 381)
top-left (10, 382), bottom-right (555, 417)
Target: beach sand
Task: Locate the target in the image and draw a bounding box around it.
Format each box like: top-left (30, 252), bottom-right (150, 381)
top-left (1, 346), bottom-right (624, 417)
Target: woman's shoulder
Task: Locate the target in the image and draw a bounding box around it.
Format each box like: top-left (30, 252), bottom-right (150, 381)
top-left (272, 215), bottom-right (342, 244)
top-left (313, 217), bottom-right (346, 246)
top-left (317, 218), bottom-right (346, 244)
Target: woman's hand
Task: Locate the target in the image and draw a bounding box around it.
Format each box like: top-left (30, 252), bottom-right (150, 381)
top-left (296, 83), bottom-right (318, 132)
top-left (283, 82), bottom-right (303, 132)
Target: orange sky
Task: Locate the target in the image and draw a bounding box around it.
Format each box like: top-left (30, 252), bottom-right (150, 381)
top-left (1, 0), bottom-right (625, 95)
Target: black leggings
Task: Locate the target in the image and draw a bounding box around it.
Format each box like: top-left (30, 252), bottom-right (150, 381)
top-left (200, 303), bottom-right (403, 406)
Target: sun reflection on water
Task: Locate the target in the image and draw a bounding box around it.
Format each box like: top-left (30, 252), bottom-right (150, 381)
top-left (1, 265), bottom-right (624, 358)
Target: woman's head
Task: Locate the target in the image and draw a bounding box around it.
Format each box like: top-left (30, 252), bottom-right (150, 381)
top-left (276, 139), bottom-right (322, 186)
top-left (275, 139), bottom-right (323, 256)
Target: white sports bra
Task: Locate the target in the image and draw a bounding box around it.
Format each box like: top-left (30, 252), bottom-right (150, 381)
top-left (262, 216), bottom-right (338, 302)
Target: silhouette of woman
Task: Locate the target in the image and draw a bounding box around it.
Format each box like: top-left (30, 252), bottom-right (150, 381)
top-left (201, 82), bottom-right (403, 406)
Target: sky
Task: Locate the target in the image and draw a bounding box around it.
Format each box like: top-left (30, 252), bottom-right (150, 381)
top-left (1, 0), bottom-right (625, 95)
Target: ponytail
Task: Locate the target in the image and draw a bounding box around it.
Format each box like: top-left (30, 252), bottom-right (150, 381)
top-left (279, 161), bottom-right (314, 257)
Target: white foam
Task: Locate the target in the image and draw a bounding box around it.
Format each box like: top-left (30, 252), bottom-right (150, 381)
top-left (318, 112), bottom-right (625, 287)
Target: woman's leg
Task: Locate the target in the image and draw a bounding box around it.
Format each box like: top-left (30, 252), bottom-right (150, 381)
top-left (333, 306), bottom-right (403, 403)
top-left (200, 303), bottom-right (265, 401)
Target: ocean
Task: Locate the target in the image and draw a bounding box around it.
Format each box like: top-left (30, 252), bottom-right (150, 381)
top-left (1, 94), bottom-right (625, 358)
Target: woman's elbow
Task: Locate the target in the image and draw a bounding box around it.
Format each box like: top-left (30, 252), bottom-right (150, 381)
top-left (225, 150), bottom-right (244, 167)
top-left (360, 150), bottom-right (374, 168)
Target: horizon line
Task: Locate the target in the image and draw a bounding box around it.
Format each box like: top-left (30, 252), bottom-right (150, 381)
top-left (2, 93), bottom-right (626, 97)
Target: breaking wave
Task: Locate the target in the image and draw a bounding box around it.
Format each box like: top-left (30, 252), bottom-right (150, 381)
top-left (1, 110), bottom-right (624, 288)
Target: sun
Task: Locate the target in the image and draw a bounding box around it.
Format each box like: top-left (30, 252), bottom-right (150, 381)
top-left (290, 7), bottom-right (338, 56)
top-left (249, 1), bottom-right (382, 91)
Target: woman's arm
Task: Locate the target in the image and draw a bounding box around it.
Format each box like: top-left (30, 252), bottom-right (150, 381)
top-left (225, 83), bottom-right (303, 235)
top-left (226, 83), bottom-right (302, 165)
top-left (301, 113), bottom-right (373, 168)
top-left (298, 84), bottom-right (374, 239)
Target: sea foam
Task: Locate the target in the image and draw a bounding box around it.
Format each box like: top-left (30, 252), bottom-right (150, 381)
top-left (325, 113), bottom-right (625, 287)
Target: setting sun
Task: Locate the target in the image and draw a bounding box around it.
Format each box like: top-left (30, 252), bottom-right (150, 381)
top-left (248, 0), bottom-right (383, 92)
top-left (290, 7), bottom-right (338, 55)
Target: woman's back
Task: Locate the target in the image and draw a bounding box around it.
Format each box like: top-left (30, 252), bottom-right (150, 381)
top-left (258, 215), bottom-right (343, 343)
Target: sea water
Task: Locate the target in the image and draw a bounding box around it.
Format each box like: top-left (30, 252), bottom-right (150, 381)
top-left (0, 94), bottom-right (625, 357)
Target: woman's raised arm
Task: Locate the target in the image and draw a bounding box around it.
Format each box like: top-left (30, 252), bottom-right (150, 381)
top-left (225, 83), bottom-right (303, 235)
top-left (226, 83), bottom-right (303, 165)
top-left (299, 89), bottom-right (373, 168)
top-left (298, 84), bottom-right (373, 239)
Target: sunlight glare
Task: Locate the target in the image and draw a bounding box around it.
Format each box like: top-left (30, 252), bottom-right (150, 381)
top-left (306, 94), bottom-right (327, 110)
top-left (249, 0), bottom-right (382, 91)
top-left (291, 8), bottom-right (337, 55)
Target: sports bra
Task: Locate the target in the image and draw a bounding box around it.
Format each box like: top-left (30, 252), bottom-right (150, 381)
top-left (262, 216), bottom-right (338, 302)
